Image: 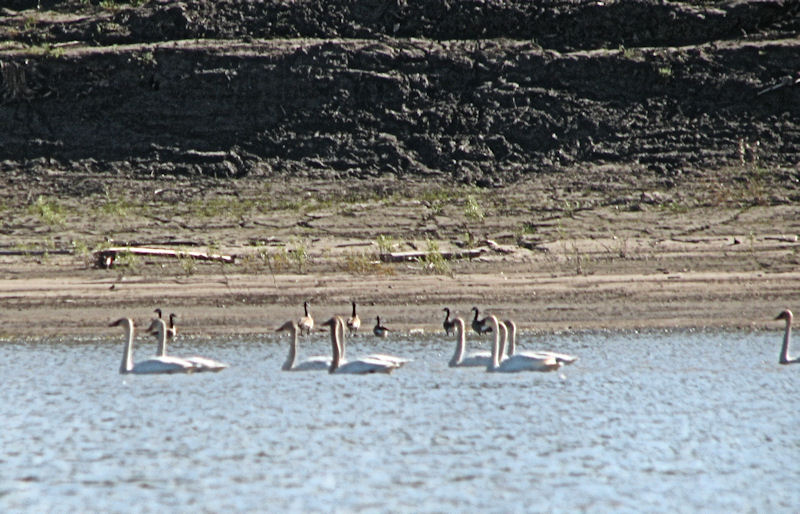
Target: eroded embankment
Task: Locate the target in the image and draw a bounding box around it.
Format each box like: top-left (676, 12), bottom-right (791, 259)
top-left (1, 0), bottom-right (799, 183)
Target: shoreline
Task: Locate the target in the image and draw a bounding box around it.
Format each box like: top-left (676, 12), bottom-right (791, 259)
top-left (0, 178), bottom-right (797, 338)
top-left (0, 267), bottom-right (794, 337)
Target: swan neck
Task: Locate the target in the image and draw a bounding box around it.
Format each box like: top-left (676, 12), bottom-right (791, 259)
top-left (499, 322), bottom-right (508, 360)
top-left (156, 322), bottom-right (167, 357)
top-left (337, 317), bottom-right (346, 360)
top-left (282, 325), bottom-right (298, 371)
top-left (119, 321), bottom-right (134, 373)
top-left (780, 317), bottom-right (792, 364)
top-left (508, 322), bottom-right (516, 356)
top-left (329, 321), bottom-right (341, 373)
top-left (490, 316), bottom-right (500, 369)
top-left (449, 320), bottom-right (465, 367)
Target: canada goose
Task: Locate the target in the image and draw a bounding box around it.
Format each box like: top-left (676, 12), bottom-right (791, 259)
top-left (442, 307), bottom-right (456, 336)
top-left (153, 308), bottom-right (177, 339)
top-left (298, 301), bottom-right (314, 336)
top-left (346, 302), bottom-right (361, 336)
top-left (373, 316), bottom-right (390, 337)
top-left (471, 307), bottom-right (493, 335)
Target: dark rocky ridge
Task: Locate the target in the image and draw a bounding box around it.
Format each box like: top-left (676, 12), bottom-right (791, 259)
top-left (1, 0), bottom-right (798, 184)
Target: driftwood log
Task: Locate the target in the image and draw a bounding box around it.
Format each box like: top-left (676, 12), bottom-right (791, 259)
top-left (94, 246), bottom-right (234, 269)
top-left (379, 240), bottom-right (514, 263)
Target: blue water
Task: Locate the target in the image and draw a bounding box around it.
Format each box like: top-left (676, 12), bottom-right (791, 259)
top-left (1, 329), bottom-right (797, 512)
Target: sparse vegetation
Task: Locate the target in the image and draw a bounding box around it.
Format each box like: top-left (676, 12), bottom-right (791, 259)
top-left (340, 251), bottom-right (393, 275)
top-left (113, 250), bottom-right (139, 269)
top-left (28, 196), bottom-right (65, 226)
top-left (419, 239), bottom-right (450, 275)
top-left (289, 239), bottom-right (309, 273)
top-left (376, 234), bottom-right (395, 255)
top-left (464, 195), bottom-right (485, 221)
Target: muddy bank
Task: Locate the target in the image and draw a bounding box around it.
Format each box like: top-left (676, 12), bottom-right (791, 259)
top-left (1, 1), bottom-right (799, 184)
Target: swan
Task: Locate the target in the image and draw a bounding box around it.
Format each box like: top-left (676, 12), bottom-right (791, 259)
top-left (442, 307), bottom-right (456, 336)
top-left (471, 307), bottom-right (493, 335)
top-left (503, 319), bottom-right (577, 365)
top-left (112, 318), bottom-right (196, 374)
top-left (775, 309), bottom-right (800, 365)
top-left (147, 318), bottom-right (228, 372)
top-left (324, 317), bottom-right (401, 374)
top-left (346, 302), bottom-right (361, 336)
top-left (154, 308), bottom-right (177, 339)
top-left (373, 316), bottom-right (390, 337)
top-left (448, 317), bottom-right (492, 367)
top-left (277, 320), bottom-right (331, 371)
top-left (298, 301), bottom-right (314, 336)
top-left (341, 316), bottom-right (408, 366)
top-left (486, 316), bottom-right (560, 373)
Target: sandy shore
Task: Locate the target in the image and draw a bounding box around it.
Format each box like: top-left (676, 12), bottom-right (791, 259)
top-left (1, 244), bottom-right (797, 337)
top-left (1, 178), bottom-right (798, 337)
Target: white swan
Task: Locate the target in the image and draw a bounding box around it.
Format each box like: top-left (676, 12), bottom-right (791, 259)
top-left (346, 302), bottom-right (361, 336)
top-left (449, 317), bottom-right (492, 367)
top-left (340, 316), bottom-right (408, 366)
top-left (147, 318), bottom-right (228, 372)
top-left (298, 301), bottom-right (314, 336)
top-left (486, 316), bottom-right (560, 373)
top-left (277, 320), bottom-right (331, 371)
top-left (324, 317), bottom-right (403, 374)
top-left (503, 319), bottom-right (578, 365)
top-left (776, 309), bottom-right (800, 365)
top-left (112, 318), bottom-right (196, 375)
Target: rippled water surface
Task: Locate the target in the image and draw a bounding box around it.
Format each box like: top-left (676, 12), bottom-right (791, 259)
top-left (1, 329), bottom-right (797, 512)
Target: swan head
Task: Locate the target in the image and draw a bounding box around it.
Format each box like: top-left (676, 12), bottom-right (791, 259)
top-left (322, 317), bottom-right (338, 328)
top-left (154, 308), bottom-right (163, 318)
top-left (453, 317), bottom-right (465, 333)
top-left (109, 318), bottom-right (132, 329)
top-left (276, 320), bottom-right (298, 333)
top-left (776, 309), bottom-right (793, 322)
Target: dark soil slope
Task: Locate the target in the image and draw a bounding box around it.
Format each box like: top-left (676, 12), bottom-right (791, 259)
top-left (1, 1), bottom-right (798, 183)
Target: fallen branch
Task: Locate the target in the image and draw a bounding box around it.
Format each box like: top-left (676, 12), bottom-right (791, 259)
top-left (94, 246), bottom-right (234, 269)
top-left (757, 73), bottom-right (800, 96)
top-left (379, 239), bottom-right (519, 263)
top-left (379, 247), bottom-right (487, 263)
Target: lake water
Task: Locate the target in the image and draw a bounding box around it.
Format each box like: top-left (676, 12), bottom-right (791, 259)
top-left (1, 328), bottom-right (797, 513)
